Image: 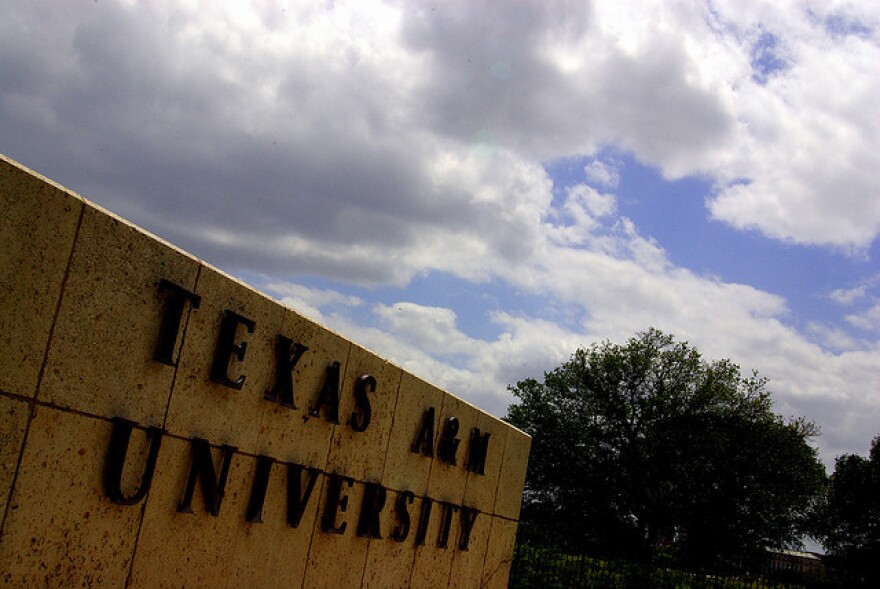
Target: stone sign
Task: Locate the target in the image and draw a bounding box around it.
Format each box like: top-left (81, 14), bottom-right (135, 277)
top-left (0, 154), bottom-right (530, 587)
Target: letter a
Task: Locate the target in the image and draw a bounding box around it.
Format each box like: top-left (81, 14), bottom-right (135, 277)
top-left (411, 407), bottom-right (435, 457)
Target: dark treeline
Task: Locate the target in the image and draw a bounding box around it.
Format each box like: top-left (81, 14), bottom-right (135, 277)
top-left (505, 329), bottom-right (879, 585)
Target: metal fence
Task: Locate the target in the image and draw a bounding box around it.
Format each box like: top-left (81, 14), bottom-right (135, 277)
top-left (508, 545), bottom-right (841, 589)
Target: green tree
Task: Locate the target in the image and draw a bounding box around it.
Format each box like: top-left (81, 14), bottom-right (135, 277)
top-left (506, 329), bottom-right (826, 564)
top-left (819, 436), bottom-right (880, 586)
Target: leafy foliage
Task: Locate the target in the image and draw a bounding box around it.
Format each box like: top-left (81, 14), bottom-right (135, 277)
top-left (817, 436), bottom-right (880, 585)
top-left (509, 544), bottom-right (829, 589)
top-left (506, 329), bottom-right (826, 563)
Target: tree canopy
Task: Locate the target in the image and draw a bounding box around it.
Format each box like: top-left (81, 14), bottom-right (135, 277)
top-left (505, 329), bottom-right (826, 564)
top-left (817, 435), bottom-right (880, 585)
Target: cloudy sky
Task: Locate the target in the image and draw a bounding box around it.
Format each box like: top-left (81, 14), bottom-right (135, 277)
top-left (3, 0), bottom-right (879, 466)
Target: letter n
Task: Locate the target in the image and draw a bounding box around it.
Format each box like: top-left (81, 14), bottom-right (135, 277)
top-left (177, 438), bottom-right (236, 516)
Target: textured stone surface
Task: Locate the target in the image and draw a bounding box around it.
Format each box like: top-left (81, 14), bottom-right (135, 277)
top-left (0, 156), bottom-right (530, 588)
top-left (381, 373), bottom-right (446, 496)
top-left (462, 408), bottom-right (509, 515)
top-left (360, 490), bottom-right (419, 589)
top-left (326, 343), bottom-right (403, 482)
top-left (302, 475), bottom-right (372, 587)
top-left (494, 426), bottom-right (531, 520)
top-left (254, 306), bottom-right (352, 469)
top-left (128, 434), bottom-right (247, 588)
top-left (0, 156), bottom-right (82, 399)
top-left (227, 456), bottom-right (319, 588)
top-left (39, 203), bottom-right (200, 426)
top-left (128, 438), bottom-right (318, 588)
top-left (425, 395), bottom-right (478, 506)
top-left (408, 495), bottom-right (457, 587)
top-left (447, 509), bottom-right (493, 589)
top-left (0, 408), bottom-right (143, 587)
top-left (165, 265), bottom-right (284, 452)
top-left (481, 517), bottom-right (519, 588)
top-left (0, 395), bottom-right (29, 521)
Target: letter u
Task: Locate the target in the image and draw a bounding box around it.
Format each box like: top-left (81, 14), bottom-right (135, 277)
top-left (104, 418), bottom-right (164, 505)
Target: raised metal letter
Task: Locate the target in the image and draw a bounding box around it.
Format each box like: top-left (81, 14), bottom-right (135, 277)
top-left (356, 482), bottom-right (386, 539)
top-left (349, 374), bottom-right (376, 433)
top-left (438, 417), bottom-right (460, 465)
top-left (465, 428), bottom-right (491, 475)
top-left (411, 407), bottom-right (435, 457)
top-left (246, 455), bottom-right (275, 523)
top-left (210, 310), bottom-right (255, 390)
top-left (153, 279), bottom-right (200, 366)
top-left (105, 418), bottom-right (164, 505)
top-left (264, 335), bottom-right (308, 409)
top-left (309, 361), bottom-right (341, 424)
top-left (177, 438), bottom-right (236, 516)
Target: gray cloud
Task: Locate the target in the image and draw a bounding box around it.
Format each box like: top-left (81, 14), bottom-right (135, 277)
top-left (3, 0), bottom-right (880, 462)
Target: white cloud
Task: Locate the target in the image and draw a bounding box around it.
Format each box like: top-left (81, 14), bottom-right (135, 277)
top-left (398, 0), bottom-right (880, 248)
top-left (5, 0), bottom-right (877, 257)
top-left (3, 0), bottom-right (880, 463)
top-left (260, 258), bottom-right (880, 465)
top-left (845, 303), bottom-right (880, 332)
top-left (554, 183), bottom-right (618, 241)
top-left (265, 281), bottom-right (362, 323)
top-left (584, 159), bottom-right (620, 188)
top-left (373, 302), bottom-right (481, 359)
top-left (701, 3), bottom-right (880, 248)
top-left (806, 321), bottom-right (864, 352)
top-left (263, 288), bottom-right (587, 415)
top-left (830, 285), bottom-right (868, 306)
top-left (572, 184), bottom-right (616, 218)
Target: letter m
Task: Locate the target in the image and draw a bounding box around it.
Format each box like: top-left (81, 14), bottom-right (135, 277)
top-left (465, 428), bottom-right (490, 475)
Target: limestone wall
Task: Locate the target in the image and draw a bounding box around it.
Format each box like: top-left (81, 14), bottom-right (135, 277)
top-left (0, 154), bottom-right (529, 588)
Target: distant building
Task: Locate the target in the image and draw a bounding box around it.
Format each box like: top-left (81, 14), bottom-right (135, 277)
top-left (766, 548), bottom-right (826, 578)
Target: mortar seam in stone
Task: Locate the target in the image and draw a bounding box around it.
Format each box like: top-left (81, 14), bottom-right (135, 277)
top-left (359, 369), bottom-right (407, 589)
top-left (0, 388), bottom-right (524, 526)
top-left (489, 424), bottom-right (512, 520)
top-left (124, 262), bottom-right (201, 588)
top-left (160, 263), bottom-right (203, 430)
top-left (298, 474), bottom-right (327, 589)
top-left (301, 341), bottom-right (370, 589)
top-left (376, 370), bottom-right (405, 490)
top-left (298, 343), bottom-right (344, 589)
top-left (406, 391), bottom-right (449, 588)
top-left (0, 199), bottom-right (85, 535)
